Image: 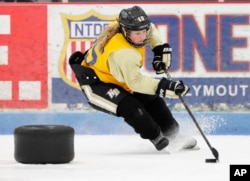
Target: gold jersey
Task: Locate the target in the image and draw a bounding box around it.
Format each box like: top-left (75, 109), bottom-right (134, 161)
top-left (81, 22), bottom-right (162, 95)
top-left (83, 33), bottom-right (144, 92)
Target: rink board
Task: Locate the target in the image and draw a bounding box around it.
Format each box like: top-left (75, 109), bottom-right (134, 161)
top-left (0, 112), bottom-right (249, 135)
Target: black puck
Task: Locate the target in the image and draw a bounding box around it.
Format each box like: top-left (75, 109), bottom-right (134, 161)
top-left (205, 158), bottom-right (218, 163)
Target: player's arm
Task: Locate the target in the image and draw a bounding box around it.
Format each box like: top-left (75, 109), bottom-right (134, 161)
top-left (108, 49), bottom-right (188, 98)
top-left (148, 23), bottom-right (172, 74)
top-left (108, 49), bottom-right (159, 94)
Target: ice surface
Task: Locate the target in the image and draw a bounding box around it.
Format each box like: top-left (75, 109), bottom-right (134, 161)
top-left (0, 135), bottom-right (249, 181)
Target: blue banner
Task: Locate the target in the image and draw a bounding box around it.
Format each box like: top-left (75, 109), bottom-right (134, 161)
top-left (52, 77), bottom-right (250, 110)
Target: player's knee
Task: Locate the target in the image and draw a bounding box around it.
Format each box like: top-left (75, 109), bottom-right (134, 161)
top-left (117, 95), bottom-right (142, 117)
top-left (117, 96), bottom-right (160, 139)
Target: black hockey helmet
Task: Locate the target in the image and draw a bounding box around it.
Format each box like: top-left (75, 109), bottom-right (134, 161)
top-left (118, 6), bottom-right (151, 47)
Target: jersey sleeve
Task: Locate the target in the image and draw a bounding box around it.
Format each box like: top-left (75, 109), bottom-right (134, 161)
top-left (148, 23), bottom-right (164, 49)
top-left (108, 49), bottom-right (160, 95)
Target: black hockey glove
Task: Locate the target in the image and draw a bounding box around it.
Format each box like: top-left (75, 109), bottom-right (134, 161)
top-left (69, 51), bottom-right (85, 65)
top-left (152, 43), bottom-right (172, 74)
top-left (156, 78), bottom-right (189, 99)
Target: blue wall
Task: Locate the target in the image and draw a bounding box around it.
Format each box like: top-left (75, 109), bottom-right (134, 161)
top-left (1, 112), bottom-right (249, 135)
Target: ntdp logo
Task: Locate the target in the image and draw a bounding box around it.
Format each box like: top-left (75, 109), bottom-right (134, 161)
top-left (59, 10), bottom-right (116, 90)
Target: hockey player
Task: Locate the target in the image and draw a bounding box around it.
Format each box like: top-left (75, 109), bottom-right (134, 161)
top-left (69, 6), bottom-right (189, 151)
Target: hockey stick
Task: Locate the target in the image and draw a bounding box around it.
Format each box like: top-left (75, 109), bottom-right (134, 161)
top-left (164, 71), bottom-right (219, 163)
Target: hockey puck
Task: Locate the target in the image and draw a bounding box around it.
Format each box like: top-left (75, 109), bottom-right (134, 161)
top-left (205, 158), bottom-right (218, 163)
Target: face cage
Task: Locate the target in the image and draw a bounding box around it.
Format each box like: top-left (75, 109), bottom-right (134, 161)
top-left (122, 28), bottom-right (150, 48)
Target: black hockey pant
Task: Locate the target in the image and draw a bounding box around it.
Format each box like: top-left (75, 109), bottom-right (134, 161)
top-left (70, 64), bottom-right (178, 140)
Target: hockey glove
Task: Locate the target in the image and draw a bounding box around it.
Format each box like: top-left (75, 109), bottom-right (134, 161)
top-left (152, 43), bottom-right (172, 74)
top-left (156, 78), bottom-right (189, 99)
top-left (69, 51), bottom-right (85, 65)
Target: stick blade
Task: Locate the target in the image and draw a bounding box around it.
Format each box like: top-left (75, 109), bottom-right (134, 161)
top-left (211, 147), bottom-right (219, 160)
top-left (205, 158), bottom-right (218, 163)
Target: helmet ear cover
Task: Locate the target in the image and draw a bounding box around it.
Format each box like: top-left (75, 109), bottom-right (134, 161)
top-left (118, 6), bottom-right (151, 47)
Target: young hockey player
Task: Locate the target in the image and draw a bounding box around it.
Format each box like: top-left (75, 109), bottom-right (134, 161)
top-left (69, 6), bottom-right (189, 151)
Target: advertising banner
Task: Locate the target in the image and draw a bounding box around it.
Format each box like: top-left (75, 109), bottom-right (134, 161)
top-left (0, 3), bottom-right (250, 134)
top-left (0, 5), bottom-right (47, 108)
top-left (48, 4), bottom-right (250, 111)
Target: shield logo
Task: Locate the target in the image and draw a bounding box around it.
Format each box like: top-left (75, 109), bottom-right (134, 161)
top-left (59, 10), bottom-right (116, 90)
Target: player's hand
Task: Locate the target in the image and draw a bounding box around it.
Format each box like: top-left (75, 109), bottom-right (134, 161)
top-left (156, 78), bottom-right (189, 99)
top-left (173, 80), bottom-right (188, 95)
top-left (152, 43), bottom-right (172, 74)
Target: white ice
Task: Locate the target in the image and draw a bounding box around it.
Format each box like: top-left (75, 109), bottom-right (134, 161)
top-left (0, 135), bottom-right (249, 181)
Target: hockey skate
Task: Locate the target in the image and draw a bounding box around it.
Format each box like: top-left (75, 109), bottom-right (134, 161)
top-left (150, 132), bottom-right (169, 151)
top-left (162, 121), bottom-right (199, 152)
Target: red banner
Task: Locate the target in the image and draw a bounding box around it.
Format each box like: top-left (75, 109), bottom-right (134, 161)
top-left (0, 5), bottom-right (47, 108)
